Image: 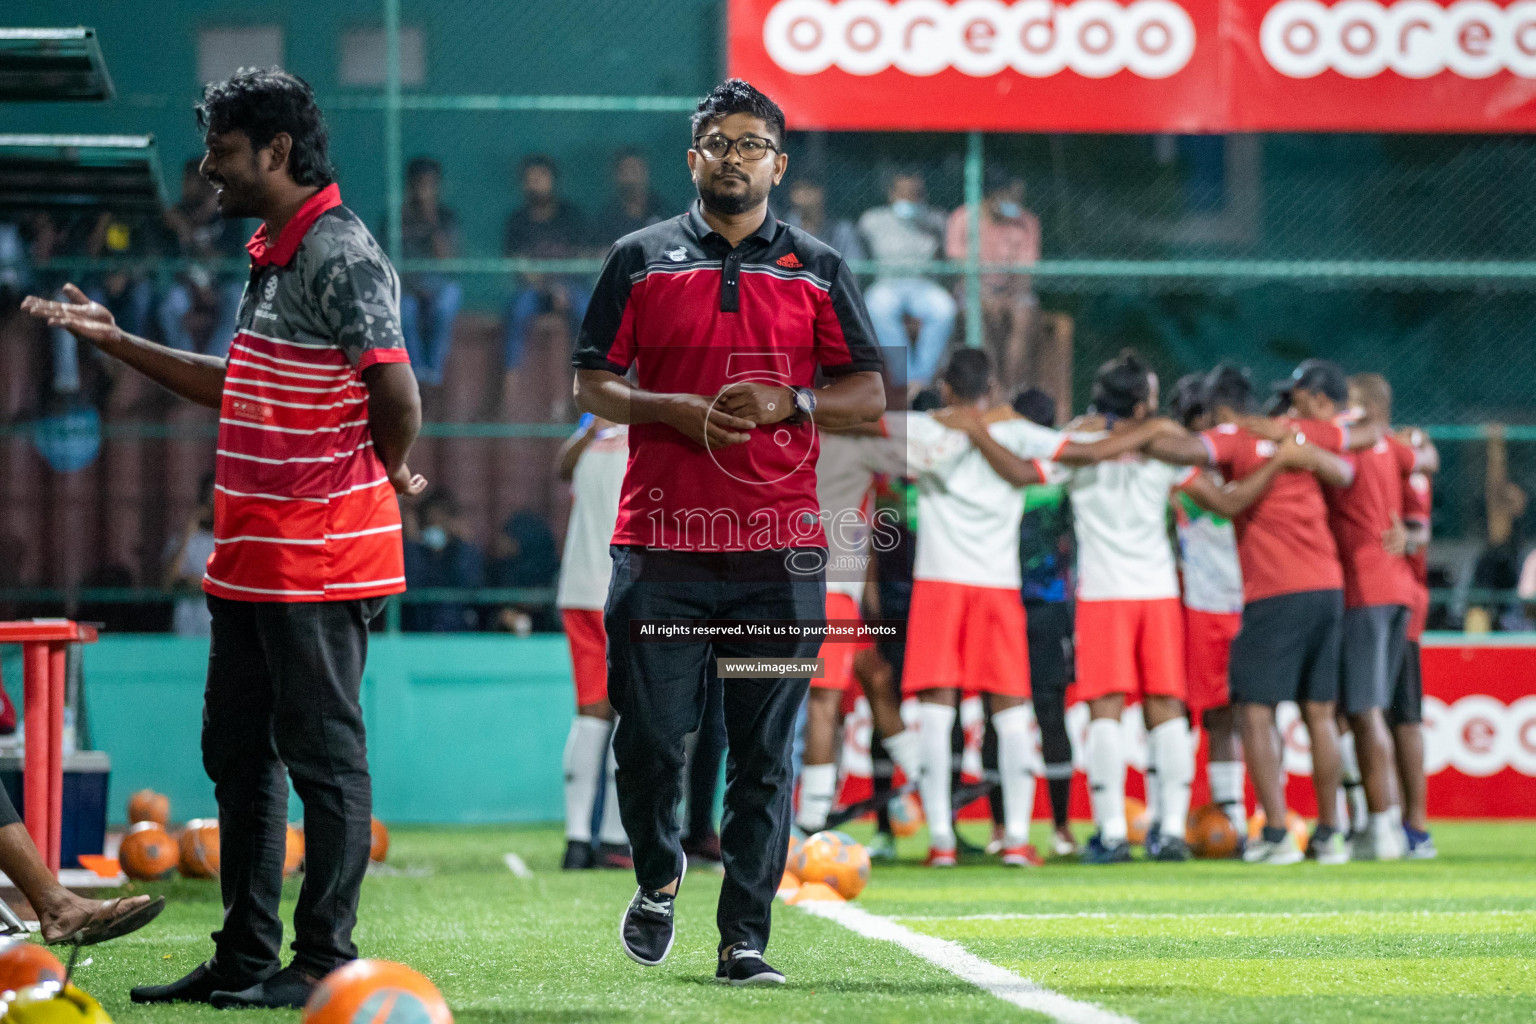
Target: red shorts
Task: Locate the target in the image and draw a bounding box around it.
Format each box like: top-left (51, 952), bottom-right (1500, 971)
top-left (563, 608), bottom-right (608, 707)
top-left (812, 592), bottom-right (867, 692)
top-left (902, 580), bottom-right (1029, 698)
top-left (1183, 606), bottom-right (1241, 716)
top-left (1074, 598), bottom-right (1186, 704)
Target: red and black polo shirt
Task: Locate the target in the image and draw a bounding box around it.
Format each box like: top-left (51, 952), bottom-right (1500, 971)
top-left (573, 201), bottom-right (884, 552)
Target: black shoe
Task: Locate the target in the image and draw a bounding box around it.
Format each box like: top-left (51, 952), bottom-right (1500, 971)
top-left (1152, 835), bottom-right (1192, 862)
top-left (131, 962), bottom-right (266, 1005)
top-left (619, 859), bottom-right (686, 967)
top-left (563, 840), bottom-right (595, 870)
top-left (596, 843), bottom-right (634, 870)
top-left (209, 964), bottom-right (322, 1010)
top-left (715, 947), bottom-right (786, 986)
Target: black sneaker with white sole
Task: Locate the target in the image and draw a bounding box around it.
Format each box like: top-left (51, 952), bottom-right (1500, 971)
top-left (715, 946), bottom-right (786, 986)
top-left (620, 859), bottom-right (686, 966)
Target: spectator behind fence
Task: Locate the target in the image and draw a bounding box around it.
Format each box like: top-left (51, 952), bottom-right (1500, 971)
top-left (598, 147), bottom-right (668, 243)
top-left (162, 472), bottom-right (218, 637)
top-left (503, 155), bottom-right (594, 378)
top-left (403, 489), bottom-right (485, 632)
top-left (858, 169), bottom-right (955, 388)
top-left (35, 209), bottom-right (155, 401)
top-left (159, 159), bottom-right (250, 358)
top-left (945, 168), bottom-right (1041, 391)
top-left (486, 510), bottom-right (560, 635)
top-left (783, 178), bottom-right (863, 261)
top-left (395, 157), bottom-right (463, 387)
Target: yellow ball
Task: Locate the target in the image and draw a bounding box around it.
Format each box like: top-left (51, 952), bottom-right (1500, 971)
top-left (2, 984), bottom-right (112, 1024)
top-left (791, 831), bottom-right (870, 900)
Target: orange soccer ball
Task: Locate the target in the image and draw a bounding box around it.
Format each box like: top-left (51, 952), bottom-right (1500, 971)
top-left (179, 819), bottom-right (220, 878)
top-left (1186, 803), bottom-right (1241, 859)
top-left (888, 791), bottom-right (924, 839)
top-left (1125, 797), bottom-right (1150, 846)
top-left (1248, 808), bottom-right (1310, 849)
top-left (370, 818), bottom-right (389, 863)
top-left (120, 821), bottom-right (179, 880)
top-left (127, 789), bottom-right (169, 827)
top-left (303, 960), bottom-right (452, 1024)
top-left (285, 824), bottom-right (306, 877)
top-left (0, 940), bottom-right (64, 994)
top-left (791, 831), bottom-right (870, 901)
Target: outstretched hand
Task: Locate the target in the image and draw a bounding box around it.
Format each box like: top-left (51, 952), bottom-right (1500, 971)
top-left (21, 283), bottom-right (121, 347)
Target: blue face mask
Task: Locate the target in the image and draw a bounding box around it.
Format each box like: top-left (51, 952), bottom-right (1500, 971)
top-left (421, 525), bottom-right (449, 553)
top-left (996, 201), bottom-right (1022, 219)
top-left (891, 199), bottom-right (917, 218)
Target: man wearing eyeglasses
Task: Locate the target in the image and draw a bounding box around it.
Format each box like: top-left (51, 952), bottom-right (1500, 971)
top-left (573, 79), bottom-right (887, 986)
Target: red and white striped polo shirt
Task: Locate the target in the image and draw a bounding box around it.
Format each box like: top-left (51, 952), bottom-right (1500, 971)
top-left (203, 184), bottom-right (412, 602)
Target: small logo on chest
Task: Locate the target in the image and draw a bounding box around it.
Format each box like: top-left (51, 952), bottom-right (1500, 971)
top-left (776, 252), bottom-right (802, 269)
top-left (664, 246), bottom-right (688, 262)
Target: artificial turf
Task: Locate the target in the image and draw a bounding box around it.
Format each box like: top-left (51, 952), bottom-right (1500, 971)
top-left (66, 821), bottom-right (1536, 1023)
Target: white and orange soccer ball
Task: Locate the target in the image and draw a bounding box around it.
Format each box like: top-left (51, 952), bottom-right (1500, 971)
top-left (790, 830), bottom-right (870, 901)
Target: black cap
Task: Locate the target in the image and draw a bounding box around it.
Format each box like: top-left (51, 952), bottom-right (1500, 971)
top-left (1283, 358), bottom-right (1348, 405)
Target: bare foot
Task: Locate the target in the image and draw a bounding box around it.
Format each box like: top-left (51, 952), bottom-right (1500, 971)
top-left (39, 893), bottom-right (155, 944)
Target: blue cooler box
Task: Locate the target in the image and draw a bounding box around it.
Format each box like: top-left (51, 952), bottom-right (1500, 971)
top-left (0, 751), bottom-right (110, 869)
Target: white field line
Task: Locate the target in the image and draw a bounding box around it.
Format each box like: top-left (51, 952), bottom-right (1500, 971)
top-left (891, 909), bottom-right (1534, 922)
top-left (797, 900), bottom-right (1137, 1024)
top-left (503, 853), bottom-right (534, 879)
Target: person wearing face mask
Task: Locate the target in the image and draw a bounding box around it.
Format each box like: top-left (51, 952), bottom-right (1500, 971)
top-left (945, 169), bottom-right (1041, 393)
top-left (857, 169), bottom-right (955, 389)
top-left (403, 489), bottom-right (485, 632)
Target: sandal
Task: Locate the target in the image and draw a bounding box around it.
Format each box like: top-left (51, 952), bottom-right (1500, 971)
top-left (48, 895), bottom-right (166, 947)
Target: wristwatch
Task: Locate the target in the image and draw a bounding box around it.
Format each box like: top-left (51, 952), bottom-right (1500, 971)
top-left (785, 386), bottom-right (817, 424)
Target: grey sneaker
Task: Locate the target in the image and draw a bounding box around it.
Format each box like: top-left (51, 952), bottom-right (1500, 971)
top-left (1243, 829), bottom-right (1304, 866)
top-left (1312, 831), bottom-right (1350, 865)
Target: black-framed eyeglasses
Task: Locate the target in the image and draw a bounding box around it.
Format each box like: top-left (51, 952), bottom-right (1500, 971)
top-left (692, 133), bottom-right (779, 162)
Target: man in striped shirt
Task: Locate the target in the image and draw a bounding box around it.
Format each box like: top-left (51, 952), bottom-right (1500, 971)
top-left (25, 68), bottom-right (423, 1009)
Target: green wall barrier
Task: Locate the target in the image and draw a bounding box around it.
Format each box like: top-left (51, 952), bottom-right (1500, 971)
top-left (82, 634), bottom-right (574, 825)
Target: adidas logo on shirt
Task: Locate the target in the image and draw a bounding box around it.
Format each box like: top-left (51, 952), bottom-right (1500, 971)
top-left (776, 252), bottom-right (802, 269)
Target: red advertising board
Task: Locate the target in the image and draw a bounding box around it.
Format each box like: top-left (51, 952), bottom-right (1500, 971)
top-left (835, 635), bottom-right (1536, 820)
top-left (728, 0), bottom-right (1536, 131)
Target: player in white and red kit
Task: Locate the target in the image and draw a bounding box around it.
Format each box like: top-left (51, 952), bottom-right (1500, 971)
top-left (906, 349), bottom-right (1166, 867)
top-left (556, 417), bottom-right (632, 870)
top-left (795, 424), bottom-right (922, 835)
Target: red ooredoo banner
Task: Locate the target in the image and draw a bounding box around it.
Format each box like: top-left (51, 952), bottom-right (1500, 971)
top-left (728, 0), bottom-right (1536, 131)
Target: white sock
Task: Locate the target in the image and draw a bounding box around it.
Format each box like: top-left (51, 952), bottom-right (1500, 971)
top-left (992, 704), bottom-right (1038, 847)
top-left (796, 763), bottom-right (838, 833)
top-left (1339, 731), bottom-right (1368, 831)
top-left (1208, 759), bottom-right (1247, 835)
top-left (882, 728), bottom-right (923, 785)
top-left (1144, 750), bottom-right (1162, 828)
top-left (1086, 718), bottom-right (1127, 844)
top-left (1149, 718), bottom-right (1194, 841)
top-left (598, 729), bottom-right (627, 846)
top-left (917, 703), bottom-right (958, 850)
top-left (562, 716), bottom-right (610, 843)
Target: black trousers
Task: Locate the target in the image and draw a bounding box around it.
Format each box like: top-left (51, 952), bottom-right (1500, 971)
top-left (685, 676), bottom-right (727, 841)
top-left (605, 546), bottom-right (824, 955)
top-left (203, 594), bottom-right (382, 980)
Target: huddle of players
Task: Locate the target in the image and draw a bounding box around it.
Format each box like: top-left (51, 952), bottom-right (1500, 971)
top-left (791, 347), bottom-right (1437, 867)
top-left (552, 346), bottom-right (1436, 869)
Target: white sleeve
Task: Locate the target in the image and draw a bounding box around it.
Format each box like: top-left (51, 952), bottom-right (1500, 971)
top-left (988, 419), bottom-right (1067, 460)
top-left (904, 413), bottom-right (970, 477)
